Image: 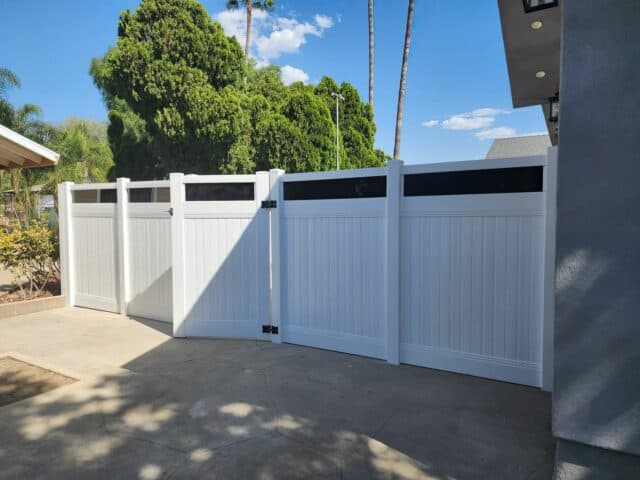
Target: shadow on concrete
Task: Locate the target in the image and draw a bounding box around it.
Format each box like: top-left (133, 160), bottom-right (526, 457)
top-left (0, 326), bottom-right (554, 479)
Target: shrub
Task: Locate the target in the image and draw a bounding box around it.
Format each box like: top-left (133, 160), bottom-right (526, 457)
top-left (0, 219), bottom-right (59, 299)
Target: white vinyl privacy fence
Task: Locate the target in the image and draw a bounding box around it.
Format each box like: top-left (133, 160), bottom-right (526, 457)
top-left (59, 150), bottom-right (557, 389)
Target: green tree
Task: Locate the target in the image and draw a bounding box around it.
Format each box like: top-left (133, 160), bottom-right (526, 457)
top-left (44, 119), bottom-right (114, 191)
top-left (0, 67), bottom-right (20, 125)
top-left (314, 77), bottom-right (382, 169)
top-left (92, 0), bottom-right (387, 178)
top-left (0, 67), bottom-right (20, 97)
top-left (93, 0), bottom-right (245, 175)
top-left (0, 67), bottom-right (56, 223)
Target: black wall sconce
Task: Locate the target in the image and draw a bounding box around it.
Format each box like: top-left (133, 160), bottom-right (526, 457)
top-left (549, 93), bottom-right (559, 123)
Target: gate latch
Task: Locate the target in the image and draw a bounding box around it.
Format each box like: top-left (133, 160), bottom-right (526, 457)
top-left (261, 200), bottom-right (277, 209)
top-left (262, 325), bottom-right (279, 334)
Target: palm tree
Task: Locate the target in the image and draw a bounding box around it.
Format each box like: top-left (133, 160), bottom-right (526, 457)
top-left (0, 67), bottom-right (20, 98)
top-left (393, 0), bottom-right (415, 160)
top-left (226, 1), bottom-right (275, 61)
top-left (368, 0), bottom-right (374, 109)
top-left (1, 67), bottom-right (20, 126)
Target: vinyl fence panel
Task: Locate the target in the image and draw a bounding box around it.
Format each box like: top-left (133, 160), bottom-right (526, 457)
top-left (398, 158), bottom-right (546, 386)
top-left (71, 202), bottom-right (119, 312)
top-left (127, 202), bottom-right (173, 323)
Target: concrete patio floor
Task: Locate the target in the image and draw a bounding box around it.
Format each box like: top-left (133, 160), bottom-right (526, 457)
top-left (0, 307), bottom-right (554, 479)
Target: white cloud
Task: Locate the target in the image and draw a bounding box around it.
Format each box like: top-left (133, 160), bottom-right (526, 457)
top-left (442, 115), bottom-right (495, 130)
top-left (216, 10), bottom-right (334, 65)
top-left (439, 106), bottom-right (511, 131)
top-left (280, 65), bottom-right (309, 85)
top-left (474, 127), bottom-right (518, 140)
top-left (256, 16), bottom-right (332, 61)
top-left (216, 9), bottom-right (269, 44)
top-left (468, 107), bottom-right (510, 118)
top-left (424, 106), bottom-right (511, 131)
top-left (423, 106), bottom-right (540, 142)
top-left (314, 14), bottom-right (333, 29)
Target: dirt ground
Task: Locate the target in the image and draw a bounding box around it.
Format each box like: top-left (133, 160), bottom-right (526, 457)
top-left (0, 266), bottom-right (60, 304)
top-left (0, 356), bottom-right (76, 407)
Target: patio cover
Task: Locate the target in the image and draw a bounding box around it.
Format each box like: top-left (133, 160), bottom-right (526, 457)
top-left (0, 124), bottom-right (59, 169)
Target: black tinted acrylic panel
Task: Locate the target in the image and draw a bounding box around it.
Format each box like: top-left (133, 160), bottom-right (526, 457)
top-left (99, 189), bottom-right (117, 203)
top-left (129, 188), bottom-right (153, 203)
top-left (404, 166), bottom-right (543, 197)
top-left (185, 183), bottom-right (254, 201)
top-left (284, 176), bottom-right (387, 200)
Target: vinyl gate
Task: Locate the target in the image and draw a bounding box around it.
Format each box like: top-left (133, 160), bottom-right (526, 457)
top-left (126, 182), bottom-right (173, 323)
top-left (171, 173), bottom-right (270, 339)
top-left (59, 151), bottom-right (556, 389)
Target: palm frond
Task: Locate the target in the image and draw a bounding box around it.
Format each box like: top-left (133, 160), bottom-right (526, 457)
top-left (0, 67), bottom-right (20, 97)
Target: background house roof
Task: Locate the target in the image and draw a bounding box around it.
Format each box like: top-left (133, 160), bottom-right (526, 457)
top-left (0, 124), bottom-right (59, 169)
top-left (485, 134), bottom-right (551, 159)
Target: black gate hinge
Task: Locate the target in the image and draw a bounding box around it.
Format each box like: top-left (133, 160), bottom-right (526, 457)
top-left (261, 200), bottom-right (277, 209)
top-left (262, 325), bottom-right (279, 334)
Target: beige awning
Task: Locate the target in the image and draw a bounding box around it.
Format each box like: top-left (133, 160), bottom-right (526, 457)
top-left (0, 124), bottom-right (59, 169)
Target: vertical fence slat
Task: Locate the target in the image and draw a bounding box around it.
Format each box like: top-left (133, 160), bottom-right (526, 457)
top-left (255, 171), bottom-right (270, 339)
top-left (58, 181), bottom-right (75, 306)
top-left (170, 173), bottom-right (186, 337)
top-left (268, 169), bottom-right (284, 343)
top-left (116, 178), bottom-right (130, 315)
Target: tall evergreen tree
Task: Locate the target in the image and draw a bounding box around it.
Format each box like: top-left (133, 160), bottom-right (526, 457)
top-left (91, 0), bottom-right (386, 178)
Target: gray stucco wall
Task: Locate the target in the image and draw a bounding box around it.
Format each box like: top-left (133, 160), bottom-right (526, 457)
top-left (554, 0), bottom-right (640, 471)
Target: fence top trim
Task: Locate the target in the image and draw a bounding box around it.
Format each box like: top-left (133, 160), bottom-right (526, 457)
top-left (182, 174), bottom-right (257, 184)
top-left (402, 155), bottom-right (547, 176)
top-left (127, 180), bottom-right (169, 189)
top-left (61, 155), bottom-right (549, 191)
top-left (70, 182), bottom-right (116, 191)
top-left (282, 166), bottom-right (388, 183)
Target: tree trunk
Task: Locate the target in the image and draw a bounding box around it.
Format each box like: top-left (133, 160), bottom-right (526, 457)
top-left (393, 0), bottom-right (415, 160)
top-left (243, 3), bottom-right (252, 84)
top-left (245, 3), bottom-right (252, 58)
top-left (368, 0), bottom-right (374, 109)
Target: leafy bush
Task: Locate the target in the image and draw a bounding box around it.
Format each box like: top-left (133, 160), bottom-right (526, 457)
top-left (0, 219), bottom-right (59, 299)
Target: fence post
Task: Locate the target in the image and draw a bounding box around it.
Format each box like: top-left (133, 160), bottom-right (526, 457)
top-left (170, 173), bottom-right (186, 337)
top-left (385, 160), bottom-right (403, 364)
top-left (255, 171), bottom-right (270, 339)
top-left (116, 178), bottom-right (130, 315)
top-left (268, 169), bottom-right (285, 344)
top-left (58, 181), bottom-right (75, 307)
top-left (541, 147), bottom-right (558, 391)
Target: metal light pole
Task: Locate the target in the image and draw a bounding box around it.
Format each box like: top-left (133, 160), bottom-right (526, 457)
top-left (331, 92), bottom-right (345, 170)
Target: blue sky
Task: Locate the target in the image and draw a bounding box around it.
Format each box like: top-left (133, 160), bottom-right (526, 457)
top-left (1, 0), bottom-right (547, 164)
